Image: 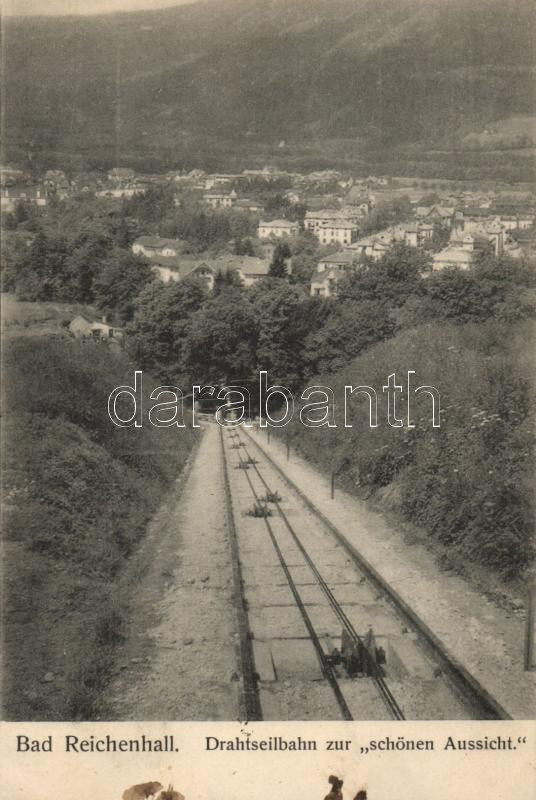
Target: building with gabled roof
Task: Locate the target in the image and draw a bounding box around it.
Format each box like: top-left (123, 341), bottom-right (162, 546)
top-left (108, 167), bottom-right (136, 183)
top-left (148, 254), bottom-right (216, 288)
top-left (317, 250), bottom-right (357, 273)
top-left (258, 219), bottom-right (300, 239)
top-left (0, 184), bottom-right (48, 211)
top-left (208, 254), bottom-right (276, 286)
top-left (432, 247), bottom-right (476, 271)
top-left (233, 198), bottom-right (264, 213)
top-left (69, 314), bottom-right (123, 341)
top-left (203, 189), bottom-right (237, 208)
top-left (305, 212), bottom-right (358, 246)
top-left (132, 237), bottom-right (185, 258)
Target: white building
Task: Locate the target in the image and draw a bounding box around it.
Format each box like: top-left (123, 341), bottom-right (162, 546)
top-left (0, 185), bottom-right (47, 211)
top-left (317, 250), bottom-right (356, 273)
top-left (304, 209), bottom-right (361, 244)
top-left (257, 219), bottom-right (300, 239)
top-left (95, 187), bottom-right (144, 199)
top-left (203, 189), bottom-right (237, 208)
top-left (314, 220), bottom-right (358, 246)
top-left (69, 314), bottom-right (123, 341)
top-left (132, 237), bottom-right (184, 258)
top-left (432, 232), bottom-right (492, 271)
top-left (149, 255), bottom-right (216, 289)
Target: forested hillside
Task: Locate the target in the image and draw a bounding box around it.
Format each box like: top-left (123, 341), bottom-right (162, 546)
top-left (4, 0), bottom-right (535, 176)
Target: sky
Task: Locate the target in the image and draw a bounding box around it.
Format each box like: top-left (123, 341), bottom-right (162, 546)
top-left (2, 0), bottom-right (200, 16)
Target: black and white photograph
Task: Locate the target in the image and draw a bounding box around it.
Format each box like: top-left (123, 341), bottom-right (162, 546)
top-left (1, 0), bottom-right (536, 740)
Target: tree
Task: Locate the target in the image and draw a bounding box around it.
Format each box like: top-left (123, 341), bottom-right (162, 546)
top-left (304, 299), bottom-right (397, 374)
top-left (249, 279), bottom-right (312, 387)
top-left (289, 230), bottom-right (320, 283)
top-left (213, 268), bottom-right (244, 294)
top-left (184, 286), bottom-right (258, 386)
top-left (13, 231), bottom-right (71, 301)
top-left (127, 278), bottom-right (208, 382)
top-left (423, 224), bottom-right (450, 252)
top-left (420, 256), bottom-right (535, 324)
top-left (268, 241), bottom-right (291, 278)
top-left (233, 237), bottom-right (255, 256)
top-left (360, 197), bottom-right (413, 236)
top-left (337, 244), bottom-right (428, 308)
top-left (93, 250), bottom-right (152, 323)
top-left (68, 229), bottom-right (115, 302)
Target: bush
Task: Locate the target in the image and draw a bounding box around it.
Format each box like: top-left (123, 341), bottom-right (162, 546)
top-left (2, 337), bottom-right (200, 720)
top-left (273, 320), bottom-right (535, 579)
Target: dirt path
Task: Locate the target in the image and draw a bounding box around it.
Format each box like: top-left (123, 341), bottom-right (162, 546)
top-left (104, 422), bottom-right (240, 720)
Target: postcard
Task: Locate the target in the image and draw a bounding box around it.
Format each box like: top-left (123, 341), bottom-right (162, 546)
top-left (1, 1), bottom-right (535, 798)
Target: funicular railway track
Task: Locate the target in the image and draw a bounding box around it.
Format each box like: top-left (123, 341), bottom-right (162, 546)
top-left (219, 422), bottom-right (512, 722)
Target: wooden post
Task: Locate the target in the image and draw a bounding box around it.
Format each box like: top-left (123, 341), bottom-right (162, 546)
top-left (524, 580), bottom-right (536, 671)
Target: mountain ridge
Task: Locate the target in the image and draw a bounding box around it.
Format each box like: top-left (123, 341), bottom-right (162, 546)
top-left (3, 0), bottom-right (535, 172)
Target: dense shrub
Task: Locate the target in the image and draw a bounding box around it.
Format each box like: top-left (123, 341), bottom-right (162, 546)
top-left (2, 337), bottom-right (199, 719)
top-left (275, 320), bottom-right (535, 579)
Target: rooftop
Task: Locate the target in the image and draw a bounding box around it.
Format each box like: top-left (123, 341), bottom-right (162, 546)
top-left (259, 219), bottom-right (297, 228)
top-left (319, 250), bottom-right (356, 265)
top-left (135, 236), bottom-right (184, 249)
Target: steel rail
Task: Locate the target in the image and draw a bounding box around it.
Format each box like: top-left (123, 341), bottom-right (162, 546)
top-left (240, 424), bottom-right (512, 721)
top-left (236, 433), bottom-right (405, 720)
top-left (230, 435), bottom-right (353, 720)
top-left (219, 425), bottom-right (263, 721)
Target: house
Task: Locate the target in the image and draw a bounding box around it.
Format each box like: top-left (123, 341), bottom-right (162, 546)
top-left (348, 228), bottom-right (397, 260)
top-left (457, 207), bottom-right (494, 228)
top-left (493, 205), bottom-right (535, 232)
top-left (432, 247), bottom-right (477, 271)
top-left (398, 223), bottom-right (434, 247)
top-left (148, 254), bottom-right (216, 289)
top-left (0, 166), bottom-right (25, 185)
top-left (304, 208), bottom-right (361, 235)
top-left (310, 268), bottom-right (345, 298)
top-left (147, 255), bottom-right (182, 283)
top-left (344, 187), bottom-right (371, 215)
top-left (257, 219), bottom-right (300, 239)
top-left (317, 250), bottom-right (356, 273)
top-left (233, 198), bottom-right (265, 214)
top-left (95, 186), bottom-right (145, 199)
top-left (43, 169), bottom-right (67, 185)
top-left (432, 231), bottom-right (493, 270)
top-left (132, 237), bottom-right (184, 258)
top-left (209, 255), bottom-right (277, 287)
top-left (312, 219), bottom-right (358, 246)
top-left (496, 213), bottom-right (534, 232)
top-left (284, 190), bottom-right (301, 204)
top-left (414, 205), bottom-right (455, 228)
top-left (449, 228), bottom-right (498, 255)
top-left (149, 254), bottom-right (276, 289)
top-left (506, 226), bottom-right (536, 258)
top-left (204, 174), bottom-right (241, 190)
top-left (0, 184), bottom-right (48, 211)
top-left (203, 189), bottom-right (237, 209)
top-left (108, 167), bottom-right (136, 183)
top-left (69, 315), bottom-right (123, 341)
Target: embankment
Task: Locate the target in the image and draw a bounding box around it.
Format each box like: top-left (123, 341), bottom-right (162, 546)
top-left (1, 336), bottom-right (199, 720)
top-left (274, 319), bottom-right (535, 582)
